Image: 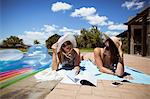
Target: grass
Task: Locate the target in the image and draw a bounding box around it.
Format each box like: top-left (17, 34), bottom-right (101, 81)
top-left (18, 48), bottom-right (28, 52)
top-left (48, 49), bottom-right (52, 52)
top-left (0, 48), bottom-right (28, 52)
top-left (48, 48), bottom-right (94, 53)
top-left (0, 48), bottom-right (94, 53)
top-left (80, 48), bottom-right (94, 52)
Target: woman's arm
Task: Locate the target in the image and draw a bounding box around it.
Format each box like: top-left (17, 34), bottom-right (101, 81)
top-left (94, 48), bottom-right (115, 75)
top-left (73, 48), bottom-right (80, 74)
top-left (115, 56), bottom-right (124, 76)
top-left (51, 48), bottom-right (59, 70)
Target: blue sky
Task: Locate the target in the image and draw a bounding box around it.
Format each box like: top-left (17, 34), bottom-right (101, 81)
top-left (1, 0), bottom-right (149, 45)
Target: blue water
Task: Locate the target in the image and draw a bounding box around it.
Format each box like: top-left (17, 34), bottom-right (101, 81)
top-left (0, 45), bottom-right (52, 72)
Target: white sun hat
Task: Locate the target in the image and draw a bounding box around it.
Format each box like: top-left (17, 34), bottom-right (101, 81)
top-left (110, 36), bottom-right (123, 58)
top-left (51, 34), bottom-right (77, 53)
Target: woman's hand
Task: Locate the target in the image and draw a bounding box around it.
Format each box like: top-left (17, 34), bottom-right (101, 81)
top-left (51, 42), bottom-right (58, 54)
top-left (52, 48), bottom-right (57, 54)
top-left (74, 66), bottom-right (80, 75)
top-left (51, 42), bottom-right (58, 50)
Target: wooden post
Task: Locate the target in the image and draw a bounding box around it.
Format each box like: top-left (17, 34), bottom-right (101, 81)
top-left (141, 14), bottom-right (147, 56)
top-left (128, 25), bottom-right (131, 54)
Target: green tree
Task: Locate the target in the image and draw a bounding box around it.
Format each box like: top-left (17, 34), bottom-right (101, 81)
top-left (77, 28), bottom-right (89, 48)
top-left (45, 34), bottom-right (61, 49)
top-left (122, 37), bottom-right (128, 53)
top-left (76, 26), bottom-right (103, 48)
top-left (89, 25), bottom-right (103, 47)
top-left (2, 36), bottom-right (24, 48)
top-left (34, 40), bottom-right (40, 44)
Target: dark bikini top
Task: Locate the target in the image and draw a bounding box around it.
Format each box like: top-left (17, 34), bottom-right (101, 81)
top-left (103, 50), bottom-right (118, 71)
top-left (59, 49), bottom-right (78, 70)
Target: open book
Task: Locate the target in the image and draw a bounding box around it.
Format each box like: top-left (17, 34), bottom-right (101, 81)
top-left (34, 67), bottom-right (97, 86)
top-left (66, 70), bottom-right (97, 87)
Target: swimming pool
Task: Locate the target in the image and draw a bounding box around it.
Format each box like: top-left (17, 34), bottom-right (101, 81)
top-left (0, 45), bottom-right (52, 88)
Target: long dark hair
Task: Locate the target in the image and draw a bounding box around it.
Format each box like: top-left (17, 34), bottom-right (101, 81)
top-left (105, 38), bottom-right (119, 64)
top-left (59, 41), bottom-right (73, 63)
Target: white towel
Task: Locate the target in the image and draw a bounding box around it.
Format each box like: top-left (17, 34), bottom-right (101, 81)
top-left (34, 68), bottom-right (63, 82)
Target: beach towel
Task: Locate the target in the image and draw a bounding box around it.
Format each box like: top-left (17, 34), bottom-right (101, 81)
top-left (80, 60), bottom-right (150, 84)
top-left (34, 60), bottom-right (150, 85)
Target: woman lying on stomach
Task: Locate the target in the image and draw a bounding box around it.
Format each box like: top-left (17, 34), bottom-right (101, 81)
top-left (94, 36), bottom-right (124, 77)
top-left (51, 34), bottom-right (80, 75)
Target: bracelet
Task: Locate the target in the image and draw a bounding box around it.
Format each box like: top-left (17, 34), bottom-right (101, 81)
top-left (113, 72), bottom-right (116, 76)
top-left (112, 68), bottom-right (116, 74)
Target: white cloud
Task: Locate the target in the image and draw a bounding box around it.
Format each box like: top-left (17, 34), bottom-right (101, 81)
top-left (0, 39), bottom-right (3, 45)
top-left (86, 15), bottom-right (108, 26)
top-left (18, 25), bottom-right (80, 45)
top-left (71, 7), bottom-right (108, 26)
top-left (71, 7), bottom-right (96, 17)
top-left (107, 21), bottom-right (114, 25)
top-left (18, 24), bottom-right (59, 45)
top-left (135, 1), bottom-right (144, 9)
top-left (121, 0), bottom-right (144, 10)
top-left (105, 22), bottom-right (127, 37)
top-left (41, 24), bottom-right (58, 33)
top-left (105, 31), bottom-right (120, 37)
top-left (51, 2), bottom-right (72, 12)
top-left (18, 31), bottom-right (47, 45)
top-left (59, 27), bottom-right (80, 35)
top-left (108, 23), bottom-right (127, 31)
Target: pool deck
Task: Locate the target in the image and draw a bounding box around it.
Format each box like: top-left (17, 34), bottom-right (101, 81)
top-left (1, 53), bottom-right (150, 99)
top-left (45, 53), bottom-right (150, 99)
top-left (0, 76), bottom-right (61, 99)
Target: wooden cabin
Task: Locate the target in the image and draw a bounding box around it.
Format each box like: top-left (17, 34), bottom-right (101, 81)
top-left (125, 7), bottom-right (150, 56)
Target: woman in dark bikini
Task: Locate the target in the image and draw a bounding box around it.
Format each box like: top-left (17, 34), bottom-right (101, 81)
top-left (51, 34), bottom-right (80, 74)
top-left (94, 37), bottom-right (124, 77)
